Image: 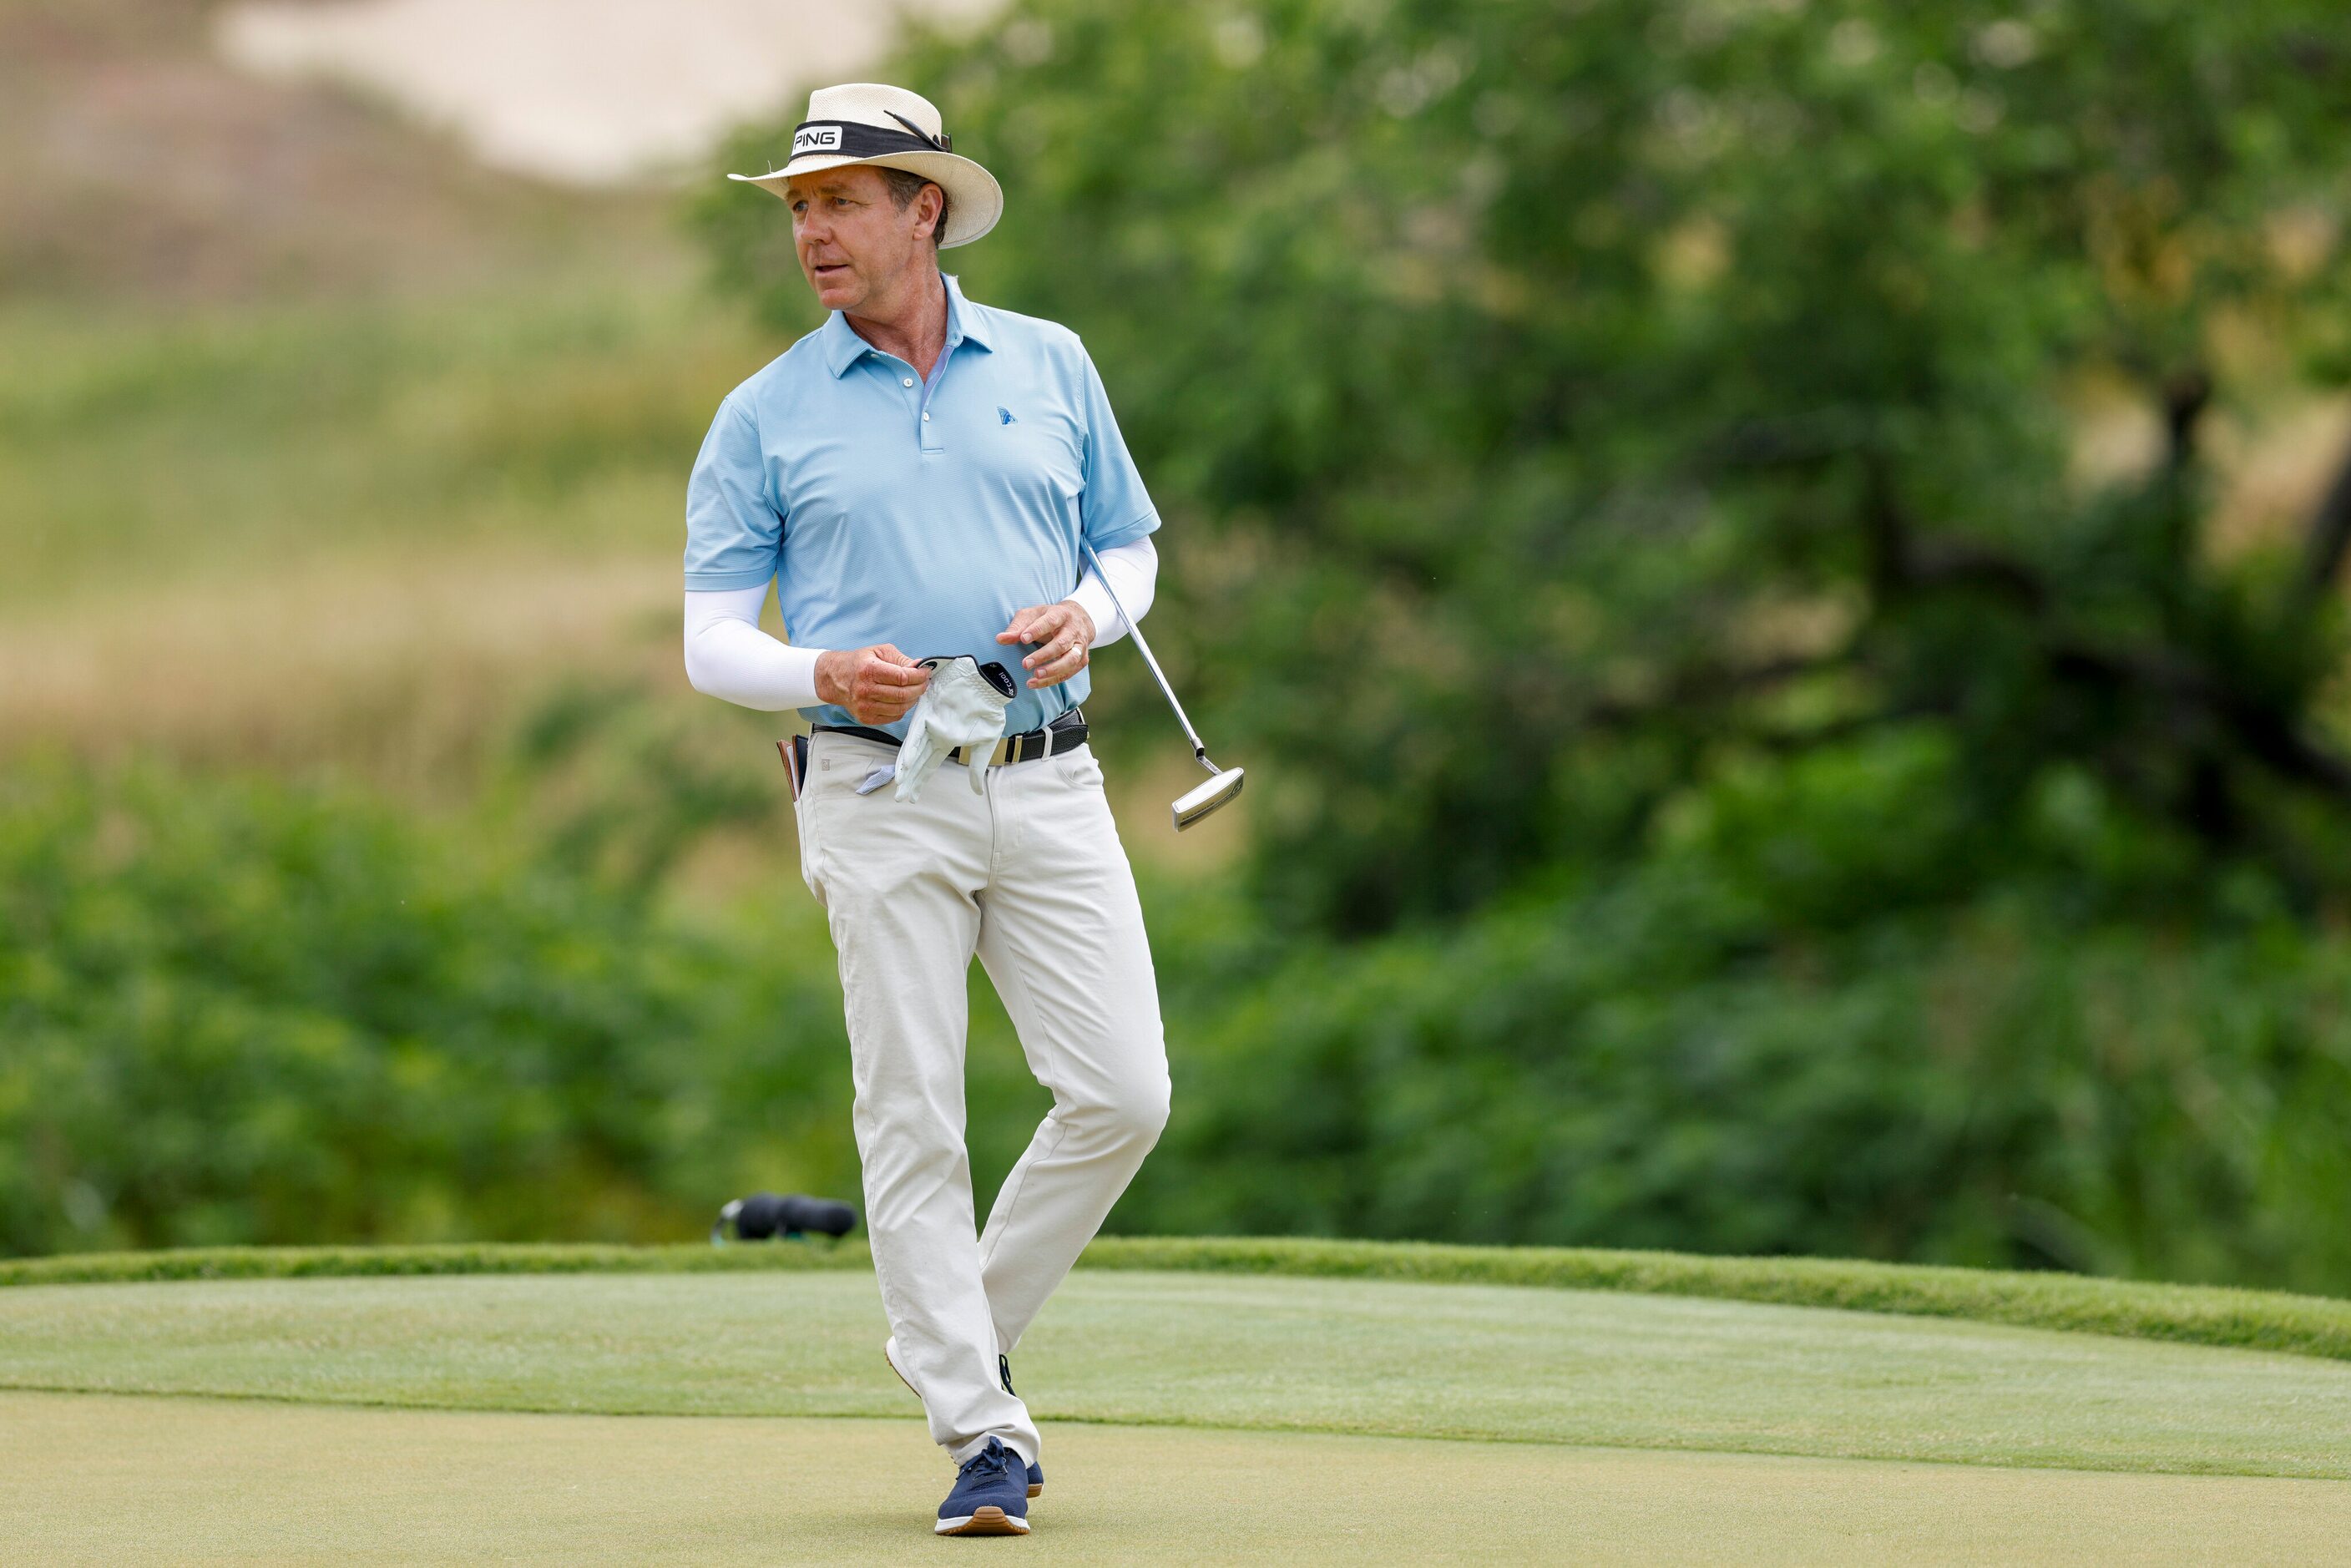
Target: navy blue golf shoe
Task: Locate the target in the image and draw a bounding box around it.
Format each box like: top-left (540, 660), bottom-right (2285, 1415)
top-left (886, 1337), bottom-right (1044, 1497)
top-left (937, 1437), bottom-right (1030, 1536)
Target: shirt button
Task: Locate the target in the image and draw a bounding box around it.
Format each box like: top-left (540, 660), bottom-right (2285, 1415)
top-left (902, 377), bottom-right (914, 387)
top-left (922, 412), bottom-right (931, 421)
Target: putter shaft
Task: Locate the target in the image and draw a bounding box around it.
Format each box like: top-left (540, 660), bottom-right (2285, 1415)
top-left (1079, 538), bottom-right (1219, 773)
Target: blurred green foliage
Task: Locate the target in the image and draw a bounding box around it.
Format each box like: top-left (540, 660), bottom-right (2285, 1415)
top-left (9, 748), bottom-right (2351, 1291)
top-left (1133, 739), bottom-right (2351, 1294)
top-left (0, 758), bottom-right (1038, 1255)
top-left (0, 756), bottom-right (730, 1251)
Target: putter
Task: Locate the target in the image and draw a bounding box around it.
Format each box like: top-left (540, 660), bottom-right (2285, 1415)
top-left (1079, 538), bottom-right (1246, 832)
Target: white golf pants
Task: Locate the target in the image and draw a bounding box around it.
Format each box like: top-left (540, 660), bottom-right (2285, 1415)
top-left (794, 730), bottom-right (1170, 1467)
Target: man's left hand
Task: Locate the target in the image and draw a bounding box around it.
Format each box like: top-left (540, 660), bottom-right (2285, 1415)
top-left (997, 599), bottom-right (1095, 689)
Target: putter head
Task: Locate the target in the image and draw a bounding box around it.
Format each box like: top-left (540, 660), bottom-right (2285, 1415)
top-left (1171, 766), bottom-right (1246, 832)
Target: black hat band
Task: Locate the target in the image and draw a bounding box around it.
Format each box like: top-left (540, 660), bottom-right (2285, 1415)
top-left (788, 116), bottom-right (952, 164)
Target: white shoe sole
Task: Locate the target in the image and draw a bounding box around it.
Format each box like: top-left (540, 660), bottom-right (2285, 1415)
top-left (937, 1506), bottom-right (1029, 1536)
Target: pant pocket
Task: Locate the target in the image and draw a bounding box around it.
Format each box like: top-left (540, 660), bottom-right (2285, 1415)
top-left (1053, 743), bottom-right (1106, 791)
top-left (793, 787), bottom-right (828, 906)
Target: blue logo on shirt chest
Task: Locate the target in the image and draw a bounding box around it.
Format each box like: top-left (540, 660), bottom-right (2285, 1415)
top-left (998, 407), bottom-right (1015, 424)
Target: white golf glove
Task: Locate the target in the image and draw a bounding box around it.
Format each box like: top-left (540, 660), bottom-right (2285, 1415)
top-left (892, 655), bottom-right (1012, 802)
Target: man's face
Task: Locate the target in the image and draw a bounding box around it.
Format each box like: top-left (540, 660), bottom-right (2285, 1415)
top-left (785, 165), bottom-right (934, 313)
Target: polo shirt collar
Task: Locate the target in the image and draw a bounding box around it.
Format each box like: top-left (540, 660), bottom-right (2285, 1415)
top-left (820, 271), bottom-right (993, 378)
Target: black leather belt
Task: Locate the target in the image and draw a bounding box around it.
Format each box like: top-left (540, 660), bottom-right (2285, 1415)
top-left (812, 706), bottom-right (1088, 767)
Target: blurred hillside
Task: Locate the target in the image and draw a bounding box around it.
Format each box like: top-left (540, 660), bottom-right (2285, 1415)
top-left (9, 0), bottom-right (2351, 1293)
top-left (0, 0), bottom-right (776, 838)
top-left (215, 0), bottom-right (1000, 185)
top-left (0, 0), bottom-right (678, 304)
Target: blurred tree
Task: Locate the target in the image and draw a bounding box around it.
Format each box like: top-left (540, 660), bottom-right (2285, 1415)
top-left (702, 0), bottom-right (2351, 936)
top-left (0, 758), bottom-right (1064, 1259)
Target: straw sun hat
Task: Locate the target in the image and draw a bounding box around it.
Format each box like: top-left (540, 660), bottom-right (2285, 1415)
top-left (728, 82), bottom-right (1004, 249)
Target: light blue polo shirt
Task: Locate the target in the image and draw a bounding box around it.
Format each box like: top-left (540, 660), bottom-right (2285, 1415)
top-left (684, 272), bottom-right (1160, 739)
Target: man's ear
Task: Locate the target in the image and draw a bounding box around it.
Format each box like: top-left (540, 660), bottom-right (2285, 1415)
top-left (916, 182), bottom-right (944, 244)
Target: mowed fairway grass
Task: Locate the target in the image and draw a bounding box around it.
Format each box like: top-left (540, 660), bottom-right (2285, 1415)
top-left (4, 1244), bottom-right (2351, 1564)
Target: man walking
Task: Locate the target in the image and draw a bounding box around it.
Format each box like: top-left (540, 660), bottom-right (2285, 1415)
top-left (680, 83), bottom-right (1170, 1538)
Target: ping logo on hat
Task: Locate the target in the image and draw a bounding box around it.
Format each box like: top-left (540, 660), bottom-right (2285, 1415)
top-left (793, 124), bottom-right (844, 155)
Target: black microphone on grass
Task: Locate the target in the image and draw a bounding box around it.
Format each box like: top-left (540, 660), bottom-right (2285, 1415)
top-left (710, 1192), bottom-right (857, 1245)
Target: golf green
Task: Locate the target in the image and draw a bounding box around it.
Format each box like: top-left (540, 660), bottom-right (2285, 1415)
top-left (3, 1262), bottom-right (2349, 1560)
top-left (6, 1392), bottom-right (2349, 1566)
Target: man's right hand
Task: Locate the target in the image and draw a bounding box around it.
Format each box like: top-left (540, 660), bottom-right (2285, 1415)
top-left (815, 644), bottom-right (929, 726)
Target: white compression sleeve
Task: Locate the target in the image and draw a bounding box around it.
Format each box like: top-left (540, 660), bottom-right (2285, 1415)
top-left (685, 539), bottom-right (1157, 710)
top-left (683, 586), bottom-right (825, 711)
top-left (1065, 536), bottom-right (1158, 649)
